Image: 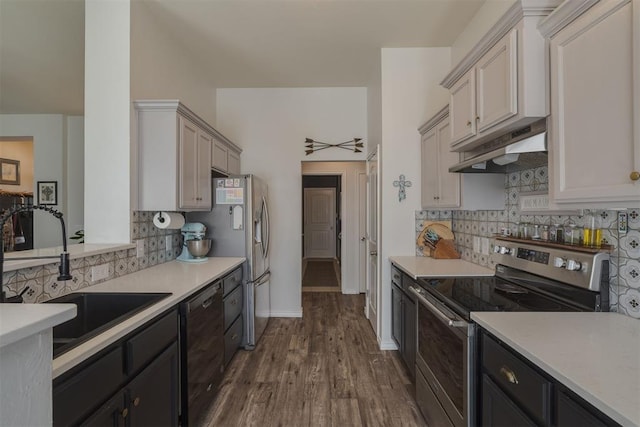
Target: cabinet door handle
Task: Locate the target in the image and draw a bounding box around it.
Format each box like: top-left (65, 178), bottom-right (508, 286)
top-left (121, 408), bottom-right (129, 418)
top-left (500, 365), bottom-right (519, 384)
top-left (232, 333), bottom-right (239, 341)
top-left (133, 397), bottom-right (141, 407)
top-left (466, 121), bottom-right (471, 127)
top-left (476, 116), bottom-right (480, 121)
top-left (631, 171), bottom-right (640, 181)
top-left (231, 299), bottom-right (238, 306)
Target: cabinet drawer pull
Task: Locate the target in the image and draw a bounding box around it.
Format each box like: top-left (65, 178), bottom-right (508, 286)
top-left (202, 297), bottom-right (214, 309)
top-left (232, 333), bottom-right (239, 341)
top-left (121, 408), bottom-right (129, 418)
top-left (230, 299), bottom-right (238, 306)
top-left (133, 397), bottom-right (141, 407)
top-left (631, 171), bottom-right (640, 181)
top-left (500, 365), bottom-right (519, 384)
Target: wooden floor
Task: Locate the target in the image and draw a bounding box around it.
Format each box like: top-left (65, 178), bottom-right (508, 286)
top-left (203, 293), bottom-right (426, 427)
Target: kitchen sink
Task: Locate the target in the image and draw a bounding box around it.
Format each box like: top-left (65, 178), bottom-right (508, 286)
top-left (45, 292), bottom-right (171, 357)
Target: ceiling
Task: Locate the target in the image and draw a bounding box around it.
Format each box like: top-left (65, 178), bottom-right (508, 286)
top-left (0, 0), bottom-right (485, 115)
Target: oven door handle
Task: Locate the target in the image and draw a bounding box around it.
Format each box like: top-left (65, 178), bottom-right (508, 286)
top-left (409, 286), bottom-right (468, 328)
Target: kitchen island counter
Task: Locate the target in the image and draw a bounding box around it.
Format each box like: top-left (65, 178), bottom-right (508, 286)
top-left (52, 256), bottom-right (245, 378)
top-left (390, 256), bottom-right (494, 279)
top-left (472, 311), bottom-right (640, 427)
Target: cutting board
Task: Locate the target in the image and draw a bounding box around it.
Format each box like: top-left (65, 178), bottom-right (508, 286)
top-left (416, 220), bottom-right (460, 259)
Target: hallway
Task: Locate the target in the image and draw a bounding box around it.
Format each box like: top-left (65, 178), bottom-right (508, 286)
top-left (204, 293), bottom-right (425, 426)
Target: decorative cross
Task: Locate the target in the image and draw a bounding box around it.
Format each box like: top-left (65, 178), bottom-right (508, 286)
top-left (393, 174), bottom-right (412, 202)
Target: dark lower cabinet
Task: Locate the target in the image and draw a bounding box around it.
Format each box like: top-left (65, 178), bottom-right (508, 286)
top-left (481, 374), bottom-right (536, 427)
top-left (390, 264), bottom-right (417, 380)
top-left (54, 310), bottom-right (179, 427)
top-left (81, 343), bottom-right (178, 427)
top-left (478, 329), bottom-right (620, 427)
top-left (556, 387), bottom-right (613, 427)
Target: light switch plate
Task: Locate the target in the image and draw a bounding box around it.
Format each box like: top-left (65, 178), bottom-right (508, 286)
top-left (136, 239), bottom-right (145, 258)
top-left (481, 238), bottom-right (490, 255)
top-left (618, 211), bottom-right (628, 235)
top-left (473, 236), bottom-right (480, 253)
top-left (91, 264), bottom-right (109, 282)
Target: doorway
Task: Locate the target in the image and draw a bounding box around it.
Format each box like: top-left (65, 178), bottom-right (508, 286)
top-left (302, 175), bottom-right (341, 292)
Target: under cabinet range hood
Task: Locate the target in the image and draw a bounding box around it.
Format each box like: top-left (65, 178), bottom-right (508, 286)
top-left (449, 119), bottom-right (547, 173)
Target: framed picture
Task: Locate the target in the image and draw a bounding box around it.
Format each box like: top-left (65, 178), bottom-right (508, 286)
top-left (0, 158), bottom-right (20, 185)
top-left (37, 181), bottom-right (58, 205)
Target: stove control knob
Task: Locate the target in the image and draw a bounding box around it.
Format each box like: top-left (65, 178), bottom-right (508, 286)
top-left (499, 246), bottom-right (511, 255)
top-left (565, 259), bottom-right (582, 271)
top-left (553, 257), bottom-right (566, 268)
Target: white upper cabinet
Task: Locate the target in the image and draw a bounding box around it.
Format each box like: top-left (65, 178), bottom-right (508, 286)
top-left (178, 116), bottom-right (212, 210)
top-left (441, 0), bottom-right (560, 152)
top-left (419, 107), bottom-right (504, 210)
top-left (540, 0), bottom-right (640, 206)
top-left (212, 138), bottom-right (242, 176)
top-left (135, 100), bottom-right (241, 212)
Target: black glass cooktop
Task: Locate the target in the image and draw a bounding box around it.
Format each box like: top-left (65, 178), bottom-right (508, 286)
top-left (416, 275), bottom-right (581, 321)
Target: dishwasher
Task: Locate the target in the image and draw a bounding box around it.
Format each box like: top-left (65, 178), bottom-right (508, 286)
top-left (180, 280), bottom-right (224, 426)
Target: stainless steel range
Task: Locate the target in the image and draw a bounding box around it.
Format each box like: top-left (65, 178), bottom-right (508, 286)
top-left (408, 238), bottom-right (610, 427)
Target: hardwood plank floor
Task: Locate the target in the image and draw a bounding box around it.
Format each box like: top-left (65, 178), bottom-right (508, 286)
top-left (202, 293), bottom-right (426, 427)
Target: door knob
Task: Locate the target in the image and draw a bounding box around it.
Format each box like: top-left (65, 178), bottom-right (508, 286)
top-left (631, 171), bottom-right (640, 181)
top-left (360, 237), bottom-right (366, 241)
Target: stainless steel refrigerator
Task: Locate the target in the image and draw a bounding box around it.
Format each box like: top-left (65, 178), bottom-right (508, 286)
top-left (187, 174), bottom-right (270, 349)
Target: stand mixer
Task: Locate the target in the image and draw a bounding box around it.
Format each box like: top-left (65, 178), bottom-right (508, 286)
top-left (177, 222), bottom-right (210, 263)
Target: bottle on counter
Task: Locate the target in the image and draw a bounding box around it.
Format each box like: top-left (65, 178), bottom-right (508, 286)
top-left (541, 225), bottom-right (550, 241)
top-left (583, 210), bottom-right (602, 248)
top-left (532, 224), bottom-right (541, 240)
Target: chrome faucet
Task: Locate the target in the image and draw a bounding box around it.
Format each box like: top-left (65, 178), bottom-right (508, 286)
top-left (0, 205), bottom-right (72, 303)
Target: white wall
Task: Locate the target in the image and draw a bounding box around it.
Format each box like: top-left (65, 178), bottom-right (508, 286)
top-left (450, 0), bottom-right (517, 66)
top-left (216, 88), bottom-right (367, 316)
top-left (84, 0), bottom-right (130, 244)
top-left (0, 114), bottom-right (67, 248)
top-left (367, 51), bottom-right (382, 155)
top-left (378, 48), bottom-right (451, 348)
top-left (66, 116), bottom-right (84, 239)
top-left (130, 1), bottom-right (216, 125)
top-left (301, 161), bottom-right (366, 294)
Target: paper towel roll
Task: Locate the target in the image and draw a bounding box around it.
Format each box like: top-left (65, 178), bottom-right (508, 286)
top-left (153, 212), bottom-right (185, 230)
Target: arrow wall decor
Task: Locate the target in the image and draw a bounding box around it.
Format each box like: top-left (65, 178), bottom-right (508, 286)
top-left (304, 138), bottom-right (363, 155)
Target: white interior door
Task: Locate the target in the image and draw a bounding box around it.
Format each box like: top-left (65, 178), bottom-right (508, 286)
top-left (303, 188), bottom-right (336, 259)
top-left (358, 171), bottom-right (367, 294)
top-left (366, 148), bottom-right (379, 335)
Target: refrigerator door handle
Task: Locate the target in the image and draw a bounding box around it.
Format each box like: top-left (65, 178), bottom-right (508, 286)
top-left (262, 196), bottom-right (270, 259)
top-left (252, 270), bottom-right (270, 286)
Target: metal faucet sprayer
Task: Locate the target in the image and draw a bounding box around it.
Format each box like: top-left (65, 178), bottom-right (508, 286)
top-left (0, 205), bottom-right (73, 303)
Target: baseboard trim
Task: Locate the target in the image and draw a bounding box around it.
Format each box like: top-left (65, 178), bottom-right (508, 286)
top-left (379, 338), bottom-right (398, 351)
top-left (270, 309), bottom-right (303, 318)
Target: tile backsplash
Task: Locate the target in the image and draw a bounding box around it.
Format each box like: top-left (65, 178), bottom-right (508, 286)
top-left (415, 166), bottom-right (640, 319)
top-left (2, 211), bottom-right (182, 303)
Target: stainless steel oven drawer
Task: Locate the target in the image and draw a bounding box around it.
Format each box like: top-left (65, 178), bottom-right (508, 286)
top-left (482, 333), bottom-right (551, 424)
top-left (416, 366), bottom-right (455, 427)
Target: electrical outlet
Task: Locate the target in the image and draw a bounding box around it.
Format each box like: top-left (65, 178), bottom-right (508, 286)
top-left (91, 264), bottom-right (109, 282)
top-left (136, 239), bottom-right (145, 258)
top-left (473, 236), bottom-right (481, 253)
top-left (481, 238), bottom-right (490, 255)
top-left (165, 235), bottom-right (172, 251)
top-left (618, 211), bottom-right (628, 235)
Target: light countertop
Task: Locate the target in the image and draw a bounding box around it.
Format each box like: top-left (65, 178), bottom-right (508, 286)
top-left (52, 256), bottom-right (245, 378)
top-left (390, 256), bottom-right (494, 279)
top-left (0, 304), bottom-right (77, 349)
top-left (472, 311), bottom-right (640, 427)
top-left (2, 243), bottom-right (135, 272)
